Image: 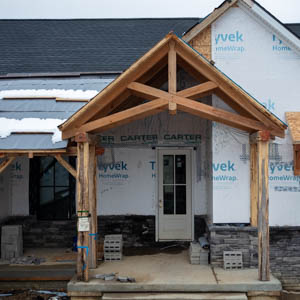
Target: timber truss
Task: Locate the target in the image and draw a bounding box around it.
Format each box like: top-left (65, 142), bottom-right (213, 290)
top-left (59, 33), bottom-right (286, 140)
top-left (58, 33), bottom-right (287, 283)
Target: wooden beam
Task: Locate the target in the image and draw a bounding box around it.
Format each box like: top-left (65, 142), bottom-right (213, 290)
top-left (250, 139), bottom-right (258, 227)
top-left (0, 149), bottom-right (67, 154)
top-left (75, 132), bottom-right (98, 144)
top-left (88, 144), bottom-right (97, 269)
top-left (59, 35), bottom-right (171, 132)
top-left (127, 82), bottom-right (280, 135)
top-left (175, 97), bottom-right (274, 135)
top-left (183, 0), bottom-right (239, 42)
top-left (168, 100), bottom-right (177, 115)
top-left (177, 81), bottom-right (218, 99)
top-left (54, 154), bottom-right (76, 178)
top-left (256, 131), bottom-right (270, 281)
top-left (63, 99), bottom-right (168, 138)
top-left (0, 157), bottom-right (15, 174)
top-left (168, 40), bottom-right (177, 94)
top-left (175, 43), bottom-right (286, 133)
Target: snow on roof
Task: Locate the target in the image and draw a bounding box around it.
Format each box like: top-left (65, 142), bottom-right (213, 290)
top-left (0, 89), bottom-right (99, 99)
top-left (0, 118), bottom-right (65, 144)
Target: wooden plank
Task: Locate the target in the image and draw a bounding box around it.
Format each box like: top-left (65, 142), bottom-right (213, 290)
top-left (0, 157), bottom-right (15, 174)
top-left (257, 131), bottom-right (270, 281)
top-left (88, 144), bottom-right (97, 269)
top-left (175, 41), bottom-right (286, 133)
top-left (168, 40), bottom-right (176, 94)
top-left (63, 99), bottom-right (168, 138)
top-left (127, 82), bottom-right (280, 135)
top-left (59, 35), bottom-right (171, 132)
top-left (54, 154), bottom-right (77, 178)
top-left (55, 98), bottom-right (89, 102)
top-left (3, 96), bottom-right (56, 100)
top-left (0, 149), bottom-right (66, 154)
top-left (183, 0), bottom-right (239, 42)
top-left (250, 140), bottom-right (258, 227)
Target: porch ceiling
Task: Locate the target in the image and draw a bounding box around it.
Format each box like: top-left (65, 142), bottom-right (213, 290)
top-left (59, 33), bottom-right (287, 140)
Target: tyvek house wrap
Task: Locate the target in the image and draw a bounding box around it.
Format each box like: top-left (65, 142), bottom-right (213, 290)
top-left (211, 5), bottom-right (300, 225)
top-left (96, 109), bottom-right (211, 216)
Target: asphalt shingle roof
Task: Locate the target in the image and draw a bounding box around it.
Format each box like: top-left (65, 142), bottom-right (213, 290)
top-left (286, 23), bottom-right (300, 39)
top-left (0, 19), bottom-right (299, 76)
top-left (0, 18), bottom-right (200, 75)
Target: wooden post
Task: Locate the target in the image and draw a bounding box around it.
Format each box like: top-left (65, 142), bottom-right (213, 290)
top-left (76, 141), bottom-right (90, 282)
top-left (256, 131), bottom-right (270, 281)
top-left (88, 144), bottom-right (97, 269)
top-left (168, 40), bottom-right (177, 115)
top-left (75, 132), bottom-right (99, 281)
top-left (250, 140), bottom-right (258, 227)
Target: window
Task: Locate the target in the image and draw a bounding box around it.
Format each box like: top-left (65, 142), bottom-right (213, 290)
top-left (30, 156), bottom-right (75, 220)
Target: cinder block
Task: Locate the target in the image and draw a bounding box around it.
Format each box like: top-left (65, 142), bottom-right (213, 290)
top-left (1, 225), bottom-right (23, 260)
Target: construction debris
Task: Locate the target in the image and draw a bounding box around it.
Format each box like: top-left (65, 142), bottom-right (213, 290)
top-left (104, 234), bottom-right (123, 261)
top-left (95, 273), bottom-right (136, 283)
top-left (9, 255), bottom-right (46, 265)
top-left (189, 242), bottom-right (209, 265)
top-left (117, 276), bottom-right (136, 283)
top-left (95, 273), bottom-right (116, 280)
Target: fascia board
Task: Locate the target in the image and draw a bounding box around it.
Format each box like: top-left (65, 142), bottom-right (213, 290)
top-left (238, 0), bottom-right (300, 55)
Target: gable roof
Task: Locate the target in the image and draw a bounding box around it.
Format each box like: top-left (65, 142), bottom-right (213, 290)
top-left (183, 0), bottom-right (300, 55)
top-left (0, 18), bottom-right (200, 76)
top-left (60, 33), bottom-right (286, 140)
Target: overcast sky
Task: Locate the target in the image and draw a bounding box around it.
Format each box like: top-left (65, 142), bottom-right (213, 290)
top-left (0, 0), bottom-right (299, 23)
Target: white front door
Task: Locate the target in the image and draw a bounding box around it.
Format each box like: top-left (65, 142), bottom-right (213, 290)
top-left (158, 149), bottom-right (192, 241)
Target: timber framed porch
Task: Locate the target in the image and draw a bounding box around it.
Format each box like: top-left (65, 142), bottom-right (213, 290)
top-left (0, 32), bottom-right (287, 287)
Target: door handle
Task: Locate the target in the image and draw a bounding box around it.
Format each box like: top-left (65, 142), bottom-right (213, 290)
top-left (159, 199), bottom-right (163, 208)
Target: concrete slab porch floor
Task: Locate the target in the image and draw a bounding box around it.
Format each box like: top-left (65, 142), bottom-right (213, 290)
top-left (68, 250), bottom-right (281, 297)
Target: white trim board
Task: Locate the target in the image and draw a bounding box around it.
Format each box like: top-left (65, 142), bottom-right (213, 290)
top-left (238, 0), bottom-right (300, 56)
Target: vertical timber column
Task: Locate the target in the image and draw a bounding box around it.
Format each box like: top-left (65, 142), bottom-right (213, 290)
top-left (250, 140), bottom-right (258, 227)
top-left (168, 40), bottom-right (177, 115)
top-left (88, 144), bottom-right (97, 269)
top-left (76, 141), bottom-right (90, 281)
top-left (257, 131), bottom-right (270, 281)
top-left (76, 132), bottom-right (97, 281)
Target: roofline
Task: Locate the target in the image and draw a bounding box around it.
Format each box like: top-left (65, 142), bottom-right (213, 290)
top-left (238, 0), bottom-right (300, 54)
top-left (60, 33), bottom-right (286, 137)
top-left (183, 0), bottom-right (300, 54)
top-left (252, 0), bottom-right (300, 40)
top-left (0, 71), bottom-right (122, 79)
top-left (0, 17), bottom-right (201, 21)
top-left (183, 0), bottom-right (239, 42)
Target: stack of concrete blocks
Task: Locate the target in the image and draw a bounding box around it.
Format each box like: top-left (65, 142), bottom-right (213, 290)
top-left (223, 251), bottom-right (243, 270)
top-left (189, 242), bottom-right (209, 265)
top-left (1, 225), bottom-right (23, 260)
top-left (104, 234), bottom-right (123, 261)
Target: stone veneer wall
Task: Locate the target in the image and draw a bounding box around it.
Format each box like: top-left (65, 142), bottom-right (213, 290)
top-left (0, 215), bottom-right (206, 251)
top-left (208, 225), bottom-right (300, 288)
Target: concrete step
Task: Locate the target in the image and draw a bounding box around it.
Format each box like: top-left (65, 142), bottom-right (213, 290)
top-left (102, 293), bottom-right (248, 300)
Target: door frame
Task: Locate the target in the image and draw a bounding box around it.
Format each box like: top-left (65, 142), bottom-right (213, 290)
top-left (155, 147), bottom-right (195, 242)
